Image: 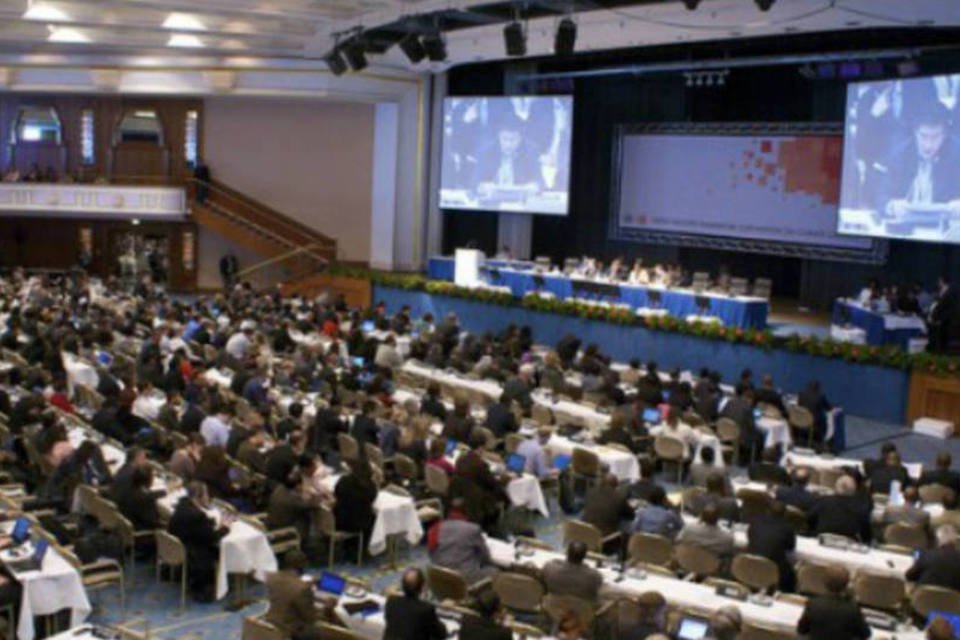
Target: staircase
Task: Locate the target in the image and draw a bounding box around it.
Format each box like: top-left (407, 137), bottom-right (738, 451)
top-left (190, 178), bottom-right (337, 281)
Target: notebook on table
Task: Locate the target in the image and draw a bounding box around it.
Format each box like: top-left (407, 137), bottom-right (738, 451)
top-left (505, 453), bottom-right (526, 474)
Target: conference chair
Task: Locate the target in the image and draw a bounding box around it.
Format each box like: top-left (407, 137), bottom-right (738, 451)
top-left (797, 562), bottom-right (830, 596)
top-left (730, 277), bottom-right (749, 296)
top-left (883, 522), bottom-right (930, 551)
top-left (752, 278), bottom-right (773, 299)
top-left (474, 426), bottom-right (502, 451)
top-left (910, 585), bottom-right (960, 619)
top-left (507, 621), bottom-right (545, 639)
top-left (787, 405), bottom-right (816, 446)
top-left (653, 435), bottom-right (686, 483)
top-left (393, 453), bottom-right (421, 488)
top-left (919, 483), bottom-right (956, 505)
top-left (626, 532), bottom-right (674, 568)
top-left (241, 616), bottom-right (285, 640)
top-left (492, 571), bottom-right (545, 615)
top-left (571, 447), bottom-right (602, 490)
top-left (814, 467), bottom-right (844, 490)
top-left (680, 486), bottom-right (705, 513)
top-left (424, 464), bottom-right (451, 499)
top-left (563, 519), bottom-right (620, 553)
top-left (110, 510), bottom-right (156, 588)
top-left (673, 542), bottom-right (721, 580)
top-left (714, 418), bottom-right (740, 464)
top-left (426, 565), bottom-right (489, 604)
top-left (853, 572), bottom-right (906, 613)
top-left (318, 504), bottom-right (363, 567)
top-left (731, 553), bottom-right (780, 593)
top-left (738, 622), bottom-right (793, 640)
top-left (682, 410), bottom-right (706, 427)
top-left (363, 442), bottom-right (393, 472)
top-left (337, 433), bottom-right (361, 463)
top-left (531, 404), bottom-right (554, 426)
top-left (59, 544), bottom-right (126, 609)
top-left (542, 594), bottom-right (605, 635)
top-left (155, 530), bottom-right (189, 612)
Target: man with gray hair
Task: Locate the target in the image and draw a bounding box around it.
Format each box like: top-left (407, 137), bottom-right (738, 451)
top-left (807, 474), bottom-right (872, 542)
top-left (906, 524), bottom-right (960, 591)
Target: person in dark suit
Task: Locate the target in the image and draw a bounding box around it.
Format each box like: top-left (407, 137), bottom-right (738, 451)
top-left (475, 116), bottom-right (543, 196)
top-left (114, 465), bottom-right (161, 533)
top-left (452, 432), bottom-right (509, 532)
top-left (555, 334), bottom-right (581, 369)
top-left (420, 383), bottom-right (447, 421)
top-left (880, 103), bottom-right (960, 235)
top-left (265, 430), bottom-right (306, 485)
top-left (310, 398), bottom-right (347, 460)
top-left (500, 367), bottom-right (534, 413)
top-left (868, 449), bottom-right (911, 494)
top-left (167, 481), bottom-right (229, 602)
top-left (333, 458), bottom-right (377, 546)
top-left (753, 375), bottom-right (787, 418)
top-left (443, 396), bottom-right (475, 445)
top-left (798, 380), bottom-right (832, 444)
top-left (720, 383), bottom-right (761, 464)
top-left (179, 400), bottom-right (205, 435)
top-left (263, 550), bottom-right (325, 640)
top-left (748, 448), bottom-right (792, 486)
top-left (581, 474), bottom-right (634, 537)
top-left (267, 470), bottom-right (320, 547)
top-left (218, 252), bottom-right (238, 290)
top-left (384, 567), bottom-right (447, 640)
top-left (350, 401), bottom-right (380, 445)
top-left (905, 525), bottom-right (960, 591)
top-left (808, 475), bottom-right (873, 542)
top-left (919, 452), bottom-right (960, 494)
top-left (688, 473), bottom-right (740, 523)
top-left (459, 590), bottom-right (512, 640)
top-left (930, 276), bottom-right (960, 354)
top-left (796, 565), bottom-right (871, 640)
top-left (747, 500), bottom-right (797, 592)
top-left (596, 412), bottom-right (645, 454)
top-left (484, 396), bottom-right (518, 439)
top-left (775, 468), bottom-right (818, 514)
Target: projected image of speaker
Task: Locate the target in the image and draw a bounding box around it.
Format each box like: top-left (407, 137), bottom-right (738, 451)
top-left (439, 95), bottom-right (574, 215)
top-left (838, 72), bottom-right (960, 245)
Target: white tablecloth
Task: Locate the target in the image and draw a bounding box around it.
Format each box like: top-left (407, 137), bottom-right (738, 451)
top-left (322, 476), bottom-right (423, 555)
top-left (783, 451), bottom-right (923, 481)
top-left (215, 520), bottom-right (278, 600)
top-left (757, 417), bottom-right (792, 450)
top-left (505, 475), bottom-right (550, 517)
top-left (203, 368), bottom-right (234, 389)
top-left (61, 353), bottom-right (99, 395)
top-left (2, 543), bottom-right (92, 640)
top-left (830, 324), bottom-right (867, 344)
top-left (545, 435), bottom-right (640, 482)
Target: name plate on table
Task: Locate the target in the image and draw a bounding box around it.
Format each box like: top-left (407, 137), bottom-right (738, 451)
top-left (715, 584), bottom-right (748, 601)
top-left (571, 280), bottom-right (621, 298)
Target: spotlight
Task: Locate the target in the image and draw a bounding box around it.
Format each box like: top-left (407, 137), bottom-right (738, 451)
top-left (504, 21), bottom-right (526, 56)
top-left (421, 32), bottom-right (447, 61)
top-left (341, 37), bottom-right (367, 71)
top-left (398, 33), bottom-right (426, 63)
top-left (682, 0), bottom-right (701, 9)
top-left (324, 48), bottom-right (348, 76)
top-left (755, 0), bottom-right (775, 10)
top-left (554, 17), bottom-right (576, 55)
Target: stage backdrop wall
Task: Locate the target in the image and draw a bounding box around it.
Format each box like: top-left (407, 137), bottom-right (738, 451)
top-left (443, 47), bottom-right (960, 309)
top-left (375, 285), bottom-right (909, 425)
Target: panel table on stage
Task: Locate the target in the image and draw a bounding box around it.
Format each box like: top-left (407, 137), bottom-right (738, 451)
top-left (427, 256), bottom-right (769, 329)
top-left (832, 299), bottom-right (927, 349)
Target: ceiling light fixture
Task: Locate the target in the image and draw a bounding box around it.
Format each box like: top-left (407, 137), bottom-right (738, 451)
top-left (422, 31), bottom-right (447, 62)
top-left (163, 13), bottom-right (207, 32)
top-left (682, 0), bottom-right (701, 9)
top-left (504, 20), bottom-right (526, 57)
top-left (398, 33), bottom-right (426, 64)
top-left (47, 26), bottom-right (89, 43)
top-left (324, 48), bottom-right (348, 75)
top-left (167, 33), bottom-right (204, 48)
top-left (23, 2), bottom-right (69, 22)
top-left (340, 36), bottom-right (367, 71)
top-left (755, 0), bottom-right (775, 11)
top-left (554, 17), bottom-right (576, 56)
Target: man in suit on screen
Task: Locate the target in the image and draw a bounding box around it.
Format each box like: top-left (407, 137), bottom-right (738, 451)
top-left (880, 102), bottom-right (960, 233)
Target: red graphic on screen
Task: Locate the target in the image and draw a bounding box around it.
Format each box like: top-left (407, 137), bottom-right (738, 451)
top-left (776, 136), bottom-right (842, 205)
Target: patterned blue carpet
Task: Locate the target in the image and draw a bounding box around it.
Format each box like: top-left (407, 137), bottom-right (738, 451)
top-left (77, 416), bottom-right (960, 640)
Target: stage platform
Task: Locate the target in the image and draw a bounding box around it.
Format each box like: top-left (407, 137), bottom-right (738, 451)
top-left (376, 284), bottom-right (910, 425)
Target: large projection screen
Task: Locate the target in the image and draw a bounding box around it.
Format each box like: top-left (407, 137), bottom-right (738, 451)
top-left (838, 73), bottom-right (960, 244)
top-left (615, 130), bottom-right (872, 251)
top-left (439, 95), bottom-right (573, 215)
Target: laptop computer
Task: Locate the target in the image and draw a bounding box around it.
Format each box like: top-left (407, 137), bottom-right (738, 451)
top-left (753, 408), bottom-right (763, 420)
top-left (642, 408), bottom-right (661, 424)
top-left (927, 612), bottom-right (960, 637)
top-left (10, 517), bottom-right (29, 545)
top-left (361, 321), bottom-right (375, 333)
top-left (552, 454), bottom-right (572, 471)
top-left (352, 356), bottom-right (365, 368)
top-left (7, 538), bottom-right (49, 573)
top-left (445, 440), bottom-right (458, 456)
top-left (676, 615), bottom-right (711, 640)
top-left (316, 571), bottom-right (347, 596)
top-left (506, 453), bottom-right (526, 474)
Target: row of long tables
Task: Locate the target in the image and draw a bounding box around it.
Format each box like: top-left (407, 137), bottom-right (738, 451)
top-left (427, 256), bottom-right (769, 329)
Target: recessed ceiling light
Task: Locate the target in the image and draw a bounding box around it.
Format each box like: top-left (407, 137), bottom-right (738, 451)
top-left (47, 26), bottom-right (90, 43)
top-left (23, 2), bottom-right (70, 22)
top-left (168, 33), bottom-right (204, 48)
top-left (163, 13), bottom-right (206, 32)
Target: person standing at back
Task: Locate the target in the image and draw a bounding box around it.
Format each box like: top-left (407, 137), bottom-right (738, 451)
top-left (384, 567), bottom-right (447, 640)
